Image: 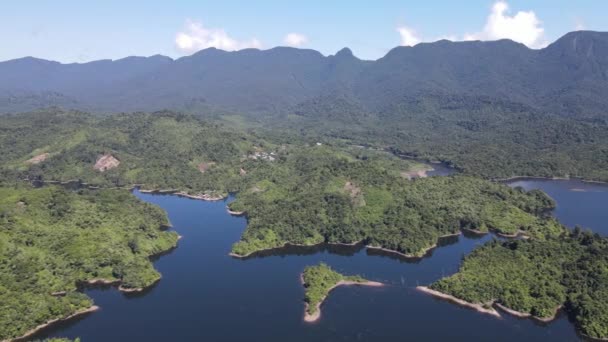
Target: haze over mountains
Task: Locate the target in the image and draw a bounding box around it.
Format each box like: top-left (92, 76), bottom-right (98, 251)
top-left (1, 31), bottom-right (607, 119)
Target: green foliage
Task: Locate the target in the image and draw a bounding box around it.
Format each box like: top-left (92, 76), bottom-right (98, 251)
top-left (0, 110), bottom-right (268, 194)
top-left (1, 108), bottom-right (605, 338)
top-left (0, 186), bottom-right (177, 340)
top-left (430, 229), bottom-right (608, 339)
top-left (272, 94), bottom-right (608, 183)
top-left (302, 263), bottom-right (368, 315)
top-left (229, 145), bottom-right (561, 257)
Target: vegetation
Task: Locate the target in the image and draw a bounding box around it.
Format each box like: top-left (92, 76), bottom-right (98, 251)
top-left (302, 263), bottom-right (368, 316)
top-left (229, 145), bottom-right (561, 256)
top-left (0, 185), bottom-right (177, 340)
top-left (1, 109), bottom-right (607, 337)
top-left (430, 228), bottom-right (608, 340)
top-left (273, 94), bottom-right (608, 183)
top-left (4, 32), bottom-right (608, 184)
top-left (1, 31), bottom-right (608, 339)
top-left (0, 109), bottom-right (268, 195)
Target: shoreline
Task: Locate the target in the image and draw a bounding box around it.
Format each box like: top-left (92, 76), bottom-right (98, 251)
top-left (417, 287), bottom-right (562, 324)
top-left (83, 278), bottom-right (120, 286)
top-left (226, 207), bottom-right (246, 216)
top-left (117, 286), bottom-right (144, 293)
top-left (229, 232), bottom-right (463, 259)
top-left (416, 286), bottom-right (501, 318)
top-left (80, 235), bottom-right (176, 294)
top-left (139, 189), bottom-right (227, 201)
top-left (23, 233), bottom-right (179, 338)
top-left (494, 303), bottom-right (561, 323)
top-left (28, 179), bottom-right (229, 202)
top-left (461, 227), bottom-right (487, 235)
top-left (366, 244), bottom-right (436, 259)
top-left (228, 226), bottom-right (528, 260)
top-left (81, 278), bottom-right (146, 293)
top-left (10, 305), bottom-right (100, 342)
top-left (302, 278), bottom-right (384, 323)
top-left (229, 240), bottom-right (350, 259)
top-left (497, 175), bottom-right (608, 185)
top-left (366, 232), bottom-right (461, 259)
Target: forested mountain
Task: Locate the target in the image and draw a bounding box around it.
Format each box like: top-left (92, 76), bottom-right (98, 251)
top-left (2, 28), bottom-right (608, 339)
top-left (1, 31), bottom-right (607, 119)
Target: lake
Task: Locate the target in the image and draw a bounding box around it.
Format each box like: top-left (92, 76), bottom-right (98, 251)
top-left (507, 178), bottom-right (608, 235)
top-left (35, 177), bottom-right (608, 341)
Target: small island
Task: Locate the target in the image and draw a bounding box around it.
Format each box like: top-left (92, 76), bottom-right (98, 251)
top-left (301, 263), bottom-right (383, 323)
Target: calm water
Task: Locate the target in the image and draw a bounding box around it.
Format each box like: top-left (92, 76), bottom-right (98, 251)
top-left (507, 178), bottom-right (608, 235)
top-left (35, 177), bottom-right (608, 341)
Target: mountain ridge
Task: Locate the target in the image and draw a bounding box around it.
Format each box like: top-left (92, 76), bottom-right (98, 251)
top-left (0, 30), bottom-right (607, 117)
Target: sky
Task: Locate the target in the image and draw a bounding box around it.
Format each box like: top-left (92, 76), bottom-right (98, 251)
top-left (1, 0), bottom-right (606, 63)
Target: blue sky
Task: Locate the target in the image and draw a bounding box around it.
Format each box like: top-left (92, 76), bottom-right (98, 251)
top-left (1, 0), bottom-right (606, 62)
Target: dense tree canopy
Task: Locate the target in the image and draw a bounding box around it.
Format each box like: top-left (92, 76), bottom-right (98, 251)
top-left (430, 229), bottom-right (608, 340)
top-left (0, 186), bottom-right (177, 340)
top-left (1, 109), bottom-right (607, 339)
top-left (229, 145), bottom-right (561, 257)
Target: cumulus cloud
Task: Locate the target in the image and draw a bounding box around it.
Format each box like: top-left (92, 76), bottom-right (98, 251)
top-left (175, 19), bottom-right (262, 54)
top-left (284, 33), bottom-right (308, 47)
top-left (396, 26), bottom-right (421, 47)
top-left (464, 1), bottom-right (546, 48)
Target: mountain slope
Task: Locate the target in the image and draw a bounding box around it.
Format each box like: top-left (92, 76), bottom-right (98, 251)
top-left (1, 31), bottom-right (606, 118)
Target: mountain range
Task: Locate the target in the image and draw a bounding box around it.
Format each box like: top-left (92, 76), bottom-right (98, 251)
top-left (1, 31), bottom-right (607, 119)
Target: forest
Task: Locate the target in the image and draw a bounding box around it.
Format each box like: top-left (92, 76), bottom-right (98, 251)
top-left (430, 228), bottom-right (608, 340)
top-left (1, 108), bottom-right (608, 339)
top-left (0, 186), bottom-right (177, 340)
top-left (0, 109), bottom-right (269, 196)
top-left (267, 93), bottom-right (608, 182)
top-left (229, 145), bottom-right (562, 257)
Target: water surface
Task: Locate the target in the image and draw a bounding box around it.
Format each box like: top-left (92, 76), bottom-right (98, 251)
top-left (507, 178), bottom-right (608, 235)
top-left (35, 185), bottom-right (594, 341)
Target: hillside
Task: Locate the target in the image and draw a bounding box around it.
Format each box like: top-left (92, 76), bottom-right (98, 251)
top-left (0, 186), bottom-right (177, 340)
top-left (1, 31), bottom-right (607, 119)
top-left (0, 110), bottom-right (270, 195)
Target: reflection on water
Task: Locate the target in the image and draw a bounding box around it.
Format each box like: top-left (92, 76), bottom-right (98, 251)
top-left (238, 234), bottom-right (463, 263)
top-left (34, 187), bottom-right (588, 341)
top-left (233, 242), bottom-right (365, 260)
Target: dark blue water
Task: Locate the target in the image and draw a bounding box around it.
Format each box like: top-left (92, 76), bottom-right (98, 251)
top-left (36, 178), bottom-right (608, 341)
top-left (507, 178), bottom-right (608, 235)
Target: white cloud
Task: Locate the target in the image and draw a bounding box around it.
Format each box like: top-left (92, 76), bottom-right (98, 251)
top-left (396, 26), bottom-right (421, 47)
top-left (465, 1), bottom-right (546, 48)
top-left (284, 33), bottom-right (308, 47)
top-left (175, 19), bottom-right (262, 54)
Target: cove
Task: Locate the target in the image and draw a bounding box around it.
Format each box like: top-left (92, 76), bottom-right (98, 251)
top-left (507, 178), bottom-right (608, 236)
top-left (31, 185), bottom-right (597, 341)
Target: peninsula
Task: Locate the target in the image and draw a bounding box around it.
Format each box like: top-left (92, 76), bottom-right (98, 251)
top-left (301, 263), bottom-right (383, 323)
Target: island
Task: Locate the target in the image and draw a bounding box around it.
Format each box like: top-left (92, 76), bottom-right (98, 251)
top-left (301, 263), bottom-right (383, 323)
